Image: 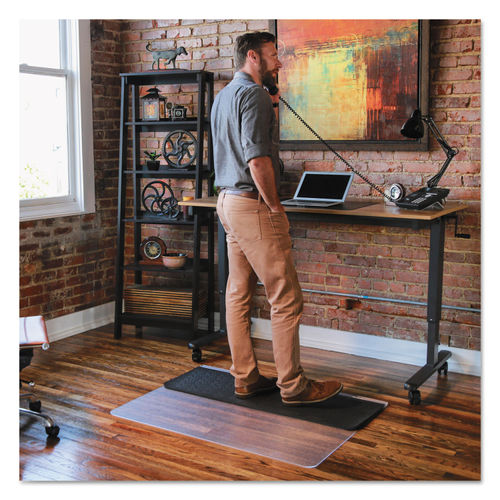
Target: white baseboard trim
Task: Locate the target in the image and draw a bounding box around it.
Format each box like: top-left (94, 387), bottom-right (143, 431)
top-left (44, 305), bottom-right (480, 377)
top-left (250, 317), bottom-right (481, 377)
top-left (45, 302), bottom-right (115, 342)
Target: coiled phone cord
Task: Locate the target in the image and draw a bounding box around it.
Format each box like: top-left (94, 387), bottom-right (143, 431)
top-left (278, 95), bottom-right (393, 202)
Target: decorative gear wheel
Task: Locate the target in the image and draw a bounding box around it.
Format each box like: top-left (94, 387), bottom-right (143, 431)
top-left (162, 130), bottom-right (197, 168)
top-left (141, 180), bottom-right (180, 219)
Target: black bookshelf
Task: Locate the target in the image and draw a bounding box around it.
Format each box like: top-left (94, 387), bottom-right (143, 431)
top-left (113, 70), bottom-right (215, 361)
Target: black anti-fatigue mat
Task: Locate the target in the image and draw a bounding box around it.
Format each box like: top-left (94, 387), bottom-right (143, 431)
top-left (164, 366), bottom-right (387, 431)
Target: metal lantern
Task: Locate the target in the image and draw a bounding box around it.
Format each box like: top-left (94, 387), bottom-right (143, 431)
top-left (141, 87), bottom-right (166, 121)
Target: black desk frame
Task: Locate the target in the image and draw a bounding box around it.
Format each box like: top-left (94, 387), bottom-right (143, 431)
top-left (190, 206), bottom-right (455, 405)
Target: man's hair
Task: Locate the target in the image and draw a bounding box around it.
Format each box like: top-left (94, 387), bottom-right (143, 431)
top-left (234, 31), bottom-right (276, 70)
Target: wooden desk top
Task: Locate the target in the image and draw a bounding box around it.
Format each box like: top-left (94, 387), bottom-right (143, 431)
top-left (179, 196), bottom-right (467, 221)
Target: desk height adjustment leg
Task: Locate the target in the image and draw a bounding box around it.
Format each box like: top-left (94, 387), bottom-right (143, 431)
top-left (187, 217), bottom-right (228, 361)
top-left (217, 216), bottom-right (228, 336)
top-left (404, 217), bottom-right (451, 404)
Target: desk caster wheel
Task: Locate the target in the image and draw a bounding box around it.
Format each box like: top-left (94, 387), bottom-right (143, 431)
top-left (192, 348), bottom-right (202, 363)
top-left (46, 425), bottom-right (60, 438)
top-left (408, 389), bottom-right (421, 405)
top-left (438, 362), bottom-right (448, 375)
top-left (29, 400), bottom-right (42, 412)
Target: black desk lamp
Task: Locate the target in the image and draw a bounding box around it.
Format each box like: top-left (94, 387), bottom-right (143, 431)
top-left (401, 109), bottom-right (459, 189)
top-left (394, 109), bottom-right (459, 209)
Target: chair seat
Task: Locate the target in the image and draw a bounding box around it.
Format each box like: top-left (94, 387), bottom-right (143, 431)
top-left (20, 316), bottom-right (49, 348)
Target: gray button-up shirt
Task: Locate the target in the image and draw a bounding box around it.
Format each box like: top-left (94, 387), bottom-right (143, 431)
top-left (211, 71), bottom-right (280, 192)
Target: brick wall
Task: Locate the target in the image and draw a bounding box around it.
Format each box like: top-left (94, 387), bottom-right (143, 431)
top-left (20, 19), bottom-right (481, 351)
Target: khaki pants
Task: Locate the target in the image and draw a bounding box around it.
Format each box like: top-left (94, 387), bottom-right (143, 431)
top-left (217, 191), bottom-right (307, 398)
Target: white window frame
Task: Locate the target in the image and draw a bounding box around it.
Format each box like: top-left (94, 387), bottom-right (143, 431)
top-left (19, 19), bottom-right (95, 221)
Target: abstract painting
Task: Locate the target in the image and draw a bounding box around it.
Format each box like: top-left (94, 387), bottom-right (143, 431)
top-left (275, 20), bottom-right (428, 150)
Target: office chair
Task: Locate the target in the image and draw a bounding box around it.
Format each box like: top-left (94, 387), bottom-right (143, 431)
top-left (20, 316), bottom-right (60, 438)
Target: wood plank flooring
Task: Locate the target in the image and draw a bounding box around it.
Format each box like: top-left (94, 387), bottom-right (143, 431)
top-left (19, 324), bottom-right (481, 481)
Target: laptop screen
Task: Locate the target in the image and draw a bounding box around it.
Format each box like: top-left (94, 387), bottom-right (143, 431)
top-left (294, 172), bottom-right (354, 202)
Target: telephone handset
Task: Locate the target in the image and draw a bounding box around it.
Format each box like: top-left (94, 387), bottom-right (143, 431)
top-left (267, 84), bottom-right (279, 96)
top-left (267, 84), bottom-right (454, 209)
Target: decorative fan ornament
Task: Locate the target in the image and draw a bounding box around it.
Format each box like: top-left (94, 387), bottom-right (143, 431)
top-left (162, 129), bottom-right (197, 168)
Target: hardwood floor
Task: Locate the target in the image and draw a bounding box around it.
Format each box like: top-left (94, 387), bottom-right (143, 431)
top-left (19, 324), bottom-right (481, 481)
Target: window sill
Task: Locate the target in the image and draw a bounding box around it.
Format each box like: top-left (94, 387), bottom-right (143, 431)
top-left (19, 198), bottom-right (95, 222)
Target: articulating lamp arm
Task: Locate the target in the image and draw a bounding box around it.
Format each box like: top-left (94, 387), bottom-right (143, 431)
top-left (423, 115), bottom-right (459, 188)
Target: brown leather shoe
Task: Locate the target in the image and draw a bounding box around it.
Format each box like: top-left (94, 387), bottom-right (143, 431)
top-left (234, 375), bottom-right (278, 399)
top-left (282, 379), bottom-right (343, 405)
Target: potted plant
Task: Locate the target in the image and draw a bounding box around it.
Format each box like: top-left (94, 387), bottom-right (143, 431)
top-left (144, 151), bottom-right (161, 170)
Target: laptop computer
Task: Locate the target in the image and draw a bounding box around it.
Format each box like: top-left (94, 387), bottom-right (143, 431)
top-left (281, 172), bottom-right (354, 207)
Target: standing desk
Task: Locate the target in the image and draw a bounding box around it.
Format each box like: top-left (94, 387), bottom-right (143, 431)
top-left (180, 196), bottom-right (468, 405)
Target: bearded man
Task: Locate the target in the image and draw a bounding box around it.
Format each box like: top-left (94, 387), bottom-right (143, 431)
top-left (211, 31), bottom-right (343, 405)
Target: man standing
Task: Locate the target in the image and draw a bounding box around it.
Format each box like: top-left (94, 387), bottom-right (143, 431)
top-left (211, 31), bottom-right (343, 405)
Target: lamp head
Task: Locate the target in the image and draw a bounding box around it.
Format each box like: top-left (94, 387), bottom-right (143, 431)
top-left (401, 109), bottom-right (425, 139)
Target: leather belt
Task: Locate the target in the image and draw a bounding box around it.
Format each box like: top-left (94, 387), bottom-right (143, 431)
top-left (223, 189), bottom-right (259, 200)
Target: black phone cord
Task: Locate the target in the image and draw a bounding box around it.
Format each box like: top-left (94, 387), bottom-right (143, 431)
top-left (278, 96), bottom-right (393, 202)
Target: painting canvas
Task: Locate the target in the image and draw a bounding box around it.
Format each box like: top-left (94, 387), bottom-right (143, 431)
top-left (276, 20), bottom-right (427, 149)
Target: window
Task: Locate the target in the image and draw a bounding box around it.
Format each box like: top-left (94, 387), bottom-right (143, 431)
top-left (19, 19), bottom-right (95, 221)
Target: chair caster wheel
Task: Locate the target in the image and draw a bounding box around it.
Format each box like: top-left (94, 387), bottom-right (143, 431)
top-left (46, 425), bottom-right (60, 438)
top-left (192, 348), bottom-right (202, 363)
top-left (408, 389), bottom-right (421, 405)
top-left (438, 362), bottom-right (448, 375)
top-left (29, 400), bottom-right (42, 412)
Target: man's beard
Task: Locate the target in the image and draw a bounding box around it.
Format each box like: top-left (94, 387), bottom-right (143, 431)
top-left (262, 72), bottom-right (276, 89)
top-left (260, 60), bottom-right (276, 89)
